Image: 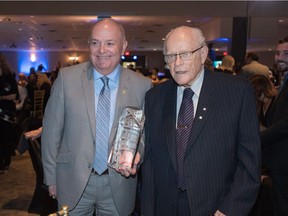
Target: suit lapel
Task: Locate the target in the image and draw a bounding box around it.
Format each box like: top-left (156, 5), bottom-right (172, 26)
top-left (164, 81), bottom-right (178, 172)
top-left (186, 70), bottom-right (216, 153)
top-left (109, 68), bottom-right (129, 148)
top-left (81, 63), bottom-right (96, 141)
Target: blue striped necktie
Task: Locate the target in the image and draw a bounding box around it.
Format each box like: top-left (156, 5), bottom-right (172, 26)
top-left (94, 76), bottom-right (110, 175)
top-left (176, 88), bottom-right (194, 191)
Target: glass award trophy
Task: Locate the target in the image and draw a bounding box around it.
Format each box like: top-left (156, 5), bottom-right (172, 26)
top-left (108, 107), bottom-right (144, 170)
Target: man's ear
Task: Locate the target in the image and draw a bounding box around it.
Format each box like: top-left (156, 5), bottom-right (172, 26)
top-left (201, 46), bottom-right (209, 64)
top-left (122, 40), bottom-right (128, 55)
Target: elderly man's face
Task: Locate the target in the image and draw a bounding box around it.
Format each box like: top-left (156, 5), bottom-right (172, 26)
top-left (164, 28), bottom-right (208, 87)
top-left (275, 42), bottom-right (288, 73)
top-left (89, 20), bottom-right (127, 75)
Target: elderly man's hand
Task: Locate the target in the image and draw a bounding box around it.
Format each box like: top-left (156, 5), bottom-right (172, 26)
top-left (48, 185), bottom-right (57, 199)
top-left (116, 152), bottom-right (140, 177)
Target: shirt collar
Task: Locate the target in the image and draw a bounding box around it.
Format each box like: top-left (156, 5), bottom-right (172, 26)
top-left (93, 64), bottom-right (121, 88)
top-left (178, 68), bottom-right (204, 97)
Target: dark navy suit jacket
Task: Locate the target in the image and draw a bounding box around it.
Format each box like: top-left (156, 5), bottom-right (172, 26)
top-left (262, 78), bottom-right (288, 169)
top-left (141, 70), bottom-right (261, 216)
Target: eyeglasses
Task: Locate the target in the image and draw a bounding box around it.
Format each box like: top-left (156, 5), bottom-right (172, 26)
top-left (164, 46), bottom-right (204, 63)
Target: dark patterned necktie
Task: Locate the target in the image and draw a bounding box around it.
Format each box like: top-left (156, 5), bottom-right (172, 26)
top-left (176, 88), bottom-right (194, 191)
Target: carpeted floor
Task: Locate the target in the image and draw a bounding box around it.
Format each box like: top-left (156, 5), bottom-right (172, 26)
top-left (0, 152), bottom-right (38, 216)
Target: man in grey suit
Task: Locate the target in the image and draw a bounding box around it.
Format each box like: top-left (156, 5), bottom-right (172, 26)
top-left (141, 26), bottom-right (261, 216)
top-left (41, 18), bottom-right (151, 215)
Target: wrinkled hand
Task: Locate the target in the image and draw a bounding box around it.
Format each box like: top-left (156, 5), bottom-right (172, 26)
top-left (49, 185), bottom-right (57, 199)
top-left (117, 152), bottom-right (141, 177)
top-left (24, 127), bottom-right (42, 140)
top-left (214, 210), bottom-right (226, 216)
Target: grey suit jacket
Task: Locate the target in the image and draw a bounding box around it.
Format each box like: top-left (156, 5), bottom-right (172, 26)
top-left (41, 62), bottom-right (152, 215)
top-left (142, 70), bottom-right (261, 216)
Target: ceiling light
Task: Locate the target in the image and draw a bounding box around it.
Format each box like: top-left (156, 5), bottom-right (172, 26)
top-left (186, 20), bottom-right (191, 23)
top-left (279, 19), bottom-right (284, 23)
top-left (30, 53), bottom-right (36, 62)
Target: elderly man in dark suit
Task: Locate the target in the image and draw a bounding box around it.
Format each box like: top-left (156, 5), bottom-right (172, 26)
top-left (261, 36), bottom-right (288, 216)
top-left (141, 26), bottom-right (261, 216)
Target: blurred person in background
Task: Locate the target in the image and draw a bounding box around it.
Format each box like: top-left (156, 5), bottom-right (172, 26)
top-left (214, 55), bottom-right (236, 75)
top-left (0, 52), bottom-right (18, 174)
top-left (239, 52), bottom-right (270, 80)
top-left (250, 75), bottom-right (277, 131)
top-left (261, 36), bottom-right (288, 216)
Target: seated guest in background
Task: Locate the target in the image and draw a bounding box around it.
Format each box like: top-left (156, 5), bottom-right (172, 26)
top-left (15, 73), bottom-right (28, 111)
top-left (141, 26), bottom-right (261, 216)
top-left (239, 52), bottom-right (270, 80)
top-left (36, 73), bottom-right (51, 110)
top-left (149, 67), bottom-right (160, 85)
top-left (214, 55), bottom-right (235, 75)
top-left (41, 18), bottom-right (152, 216)
top-left (250, 74), bottom-right (277, 131)
top-left (26, 71), bottom-right (38, 114)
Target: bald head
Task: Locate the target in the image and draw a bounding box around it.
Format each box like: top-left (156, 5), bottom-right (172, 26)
top-left (163, 26), bottom-right (208, 86)
top-left (89, 18), bottom-right (126, 44)
top-left (164, 26), bottom-right (206, 55)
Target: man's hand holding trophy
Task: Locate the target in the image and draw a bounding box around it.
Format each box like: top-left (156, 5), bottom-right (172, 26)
top-left (108, 107), bottom-right (144, 177)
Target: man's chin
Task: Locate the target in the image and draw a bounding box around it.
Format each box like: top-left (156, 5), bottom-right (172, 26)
top-left (278, 67), bottom-right (288, 73)
top-left (175, 79), bottom-right (190, 86)
top-left (277, 63), bottom-right (288, 72)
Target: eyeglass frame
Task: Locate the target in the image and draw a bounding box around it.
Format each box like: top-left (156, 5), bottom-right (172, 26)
top-left (164, 46), bottom-right (205, 63)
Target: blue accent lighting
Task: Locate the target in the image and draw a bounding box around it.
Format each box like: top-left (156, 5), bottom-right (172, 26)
top-left (215, 38), bottom-right (229, 42)
top-left (121, 56), bottom-right (125, 60)
top-left (133, 55), bottom-right (137, 60)
top-left (18, 51), bottom-right (49, 74)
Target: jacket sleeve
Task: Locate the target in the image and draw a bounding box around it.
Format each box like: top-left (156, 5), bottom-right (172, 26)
top-left (41, 70), bottom-right (65, 186)
top-left (219, 83), bottom-right (261, 215)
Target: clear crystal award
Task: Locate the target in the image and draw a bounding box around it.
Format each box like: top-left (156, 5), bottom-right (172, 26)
top-left (108, 107), bottom-right (145, 170)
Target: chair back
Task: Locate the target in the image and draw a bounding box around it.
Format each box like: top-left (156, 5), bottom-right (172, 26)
top-left (33, 90), bottom-right (45, 118)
